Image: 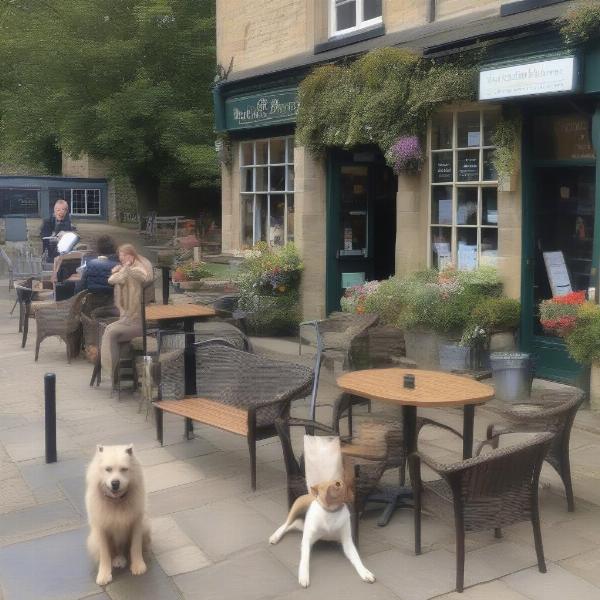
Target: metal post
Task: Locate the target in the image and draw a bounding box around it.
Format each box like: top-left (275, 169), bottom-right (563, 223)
top-left (44, 373), bottom-right (57, 463)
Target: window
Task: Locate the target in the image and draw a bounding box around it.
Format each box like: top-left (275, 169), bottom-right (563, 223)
top-left (429, 109), bottom-right (499, 270)
top-left (330, 0), bottom-right (382, 37)
top-left (240, 136), bottom-right (294, 248)
top-left (50, 188), bottom-right (102, 216)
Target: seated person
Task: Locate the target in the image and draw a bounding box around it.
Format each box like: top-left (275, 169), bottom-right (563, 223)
top-left (40, 199), bottom-right (75, 261)
top-left (75, 235), bottom-right (119, 295)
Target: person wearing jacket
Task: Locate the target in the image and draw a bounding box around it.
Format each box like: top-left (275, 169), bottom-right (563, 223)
top-left (40, 199), bottom-right (75, 261)
top-left (100, 244), bottom-right (154, 386)
top-left (75, 235), bottom-right (119, 295)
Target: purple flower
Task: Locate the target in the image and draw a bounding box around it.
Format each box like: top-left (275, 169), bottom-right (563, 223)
top-left (387, 136), bottom-right (423, 174)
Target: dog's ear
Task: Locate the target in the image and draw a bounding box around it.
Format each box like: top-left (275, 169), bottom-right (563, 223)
top-left (96, 445), bottom-right (104, 453)
top-left (310, 485), bottom-right (319, 497)
top-left (125, 444), bottom-right (133, 456)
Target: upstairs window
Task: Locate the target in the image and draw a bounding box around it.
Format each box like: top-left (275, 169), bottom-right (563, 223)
top-left (330, 0), bottom-right (382, 37)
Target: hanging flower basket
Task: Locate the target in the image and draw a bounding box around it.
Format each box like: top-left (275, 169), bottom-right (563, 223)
top-left (385, 135), bottom-right (423, 175)
top-left (539, 291), bottom-right (586, 337)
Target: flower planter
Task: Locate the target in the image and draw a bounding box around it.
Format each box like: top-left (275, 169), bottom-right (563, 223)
top-left (179, 280), bottom-right (205, 291)
top-left (404, 330), bottom-right (446, 370)
top-left (438, 342), bottom-right (470, 372)
top-left (490, 352), bottom-right (533, 403)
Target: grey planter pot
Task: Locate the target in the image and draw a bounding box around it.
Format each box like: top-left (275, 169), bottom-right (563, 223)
top-left (490, 352), bottom-right (533, 403)
top-left (404, 329), bottom-right (445, 370)
top-left (438, 342), bottom-right (471, 372)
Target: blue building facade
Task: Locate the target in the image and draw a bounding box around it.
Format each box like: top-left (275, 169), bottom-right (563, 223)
top-left (0, 176), bottom-right (109, 220)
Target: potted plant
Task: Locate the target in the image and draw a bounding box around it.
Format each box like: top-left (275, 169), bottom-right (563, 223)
top-left (565, 302), bottom-right (600, 411)
top-left (237, 242), bottom-right (303, 336)
top-left (172, 261), bottom-right (211, 291)
top-left (539, 291), bottom-right (586, 338)
top-left (385, 135), bottom-right (423, 175)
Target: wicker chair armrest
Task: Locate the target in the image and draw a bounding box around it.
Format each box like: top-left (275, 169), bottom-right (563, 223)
top-left (34, 305), bottom-right (71, 318)
top-left (410, 450), bottom-right (451, 475)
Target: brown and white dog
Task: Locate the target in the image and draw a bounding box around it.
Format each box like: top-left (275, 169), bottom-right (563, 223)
top-left (269, 479), bottom-right (375, 587)
top-left (85, 444), bottom-right (150, 586)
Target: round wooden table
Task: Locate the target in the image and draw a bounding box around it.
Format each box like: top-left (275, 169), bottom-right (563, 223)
top-left (337, 368), bottom-right (495, 459)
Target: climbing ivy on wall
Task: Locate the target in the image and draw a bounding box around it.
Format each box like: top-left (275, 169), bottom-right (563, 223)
top-left (560, 1), bottom-right (600, 45)
top-left (296, 47), bottom-right (478, 159)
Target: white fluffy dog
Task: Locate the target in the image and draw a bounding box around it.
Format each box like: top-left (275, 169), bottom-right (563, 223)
top-left (85, 444), bottom-right (150, 586)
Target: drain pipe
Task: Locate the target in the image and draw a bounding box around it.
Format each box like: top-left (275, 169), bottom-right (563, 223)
top-left (427, 0), bottom-right (436, 23)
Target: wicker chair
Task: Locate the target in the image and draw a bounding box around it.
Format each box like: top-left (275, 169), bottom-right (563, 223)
top-left (274, 413), bottom-right (396, 544)
top-left (486, 389), bottom-right (585, 512)
top-left (153, 341), bottom-right (314, 490)
top-left (409, 432), bottom-right (554, 593)
top-left (81, 303), bottom-right (119, 360)
top-left (34, 290), bottom-right (88, 362)
top-left (14, 278), bottom-right (54, 346)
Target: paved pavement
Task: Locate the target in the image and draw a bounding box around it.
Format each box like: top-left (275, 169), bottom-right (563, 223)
top-left (1, 282), bottom-right (600, 599)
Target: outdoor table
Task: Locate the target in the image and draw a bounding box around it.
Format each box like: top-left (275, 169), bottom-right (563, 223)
top-left (337, 368), bottom-right (494, 526)
top-left (145, 303), bottom-right (216, 395)
top-left (337, 368), bottom-right (494, 460)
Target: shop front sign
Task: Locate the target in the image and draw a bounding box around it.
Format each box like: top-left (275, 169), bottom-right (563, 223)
top-left (479, 56), bottom-right (577, 101)
top-left (224, 88), bottom-right (299, 130)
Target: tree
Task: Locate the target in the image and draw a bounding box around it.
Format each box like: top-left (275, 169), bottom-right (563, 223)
top-left (0, 0), bottom-right (218, 213)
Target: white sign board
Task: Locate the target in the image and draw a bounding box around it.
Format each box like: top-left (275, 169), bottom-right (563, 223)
top-left (479, 57), bottom-right (576, 100)
top-left (543, 251), bottom-right (572, 297)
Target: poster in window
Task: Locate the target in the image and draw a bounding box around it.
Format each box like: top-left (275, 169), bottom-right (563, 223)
top-left (458, 244), bottom-right (477, 271)
top-left (433, 154), bottom-right (453, 183)
top-left (543, 251), bottom-right (572, 297)
top-left (457, 154), bottom-right (479, 181)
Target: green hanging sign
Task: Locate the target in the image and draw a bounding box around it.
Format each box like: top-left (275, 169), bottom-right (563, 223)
top-left (224, 88), bottom-right (299, 130)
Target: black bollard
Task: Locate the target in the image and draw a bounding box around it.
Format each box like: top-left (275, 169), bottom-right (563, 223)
top-left (44, 373), bottom-right (57, 464)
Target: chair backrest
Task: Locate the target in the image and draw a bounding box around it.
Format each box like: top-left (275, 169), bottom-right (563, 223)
top-left (157, 326), bottom-right (249, 353)
top-left (194, 343), bottom-right (313, 410)
top-left (0, 246), bottom-right (13, 271)
top-left (67, 290), bottom-right (89, 319)
top-left (451, 432), bottom-right (553, 529)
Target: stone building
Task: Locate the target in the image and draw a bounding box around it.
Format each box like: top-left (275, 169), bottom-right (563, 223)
top-left (214, 0), bottom-right (600, 384)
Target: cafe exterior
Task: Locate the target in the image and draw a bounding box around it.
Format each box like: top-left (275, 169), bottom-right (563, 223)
top-left (214, 0), bottom-right (600, 384)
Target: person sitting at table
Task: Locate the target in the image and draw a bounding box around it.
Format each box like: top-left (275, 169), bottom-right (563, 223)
top-left (40, 199), bottom-right (75, 261)
top-left (75, 235), bottom-right (119, 295)
top-left (101, 244), bottom-right (154, 387)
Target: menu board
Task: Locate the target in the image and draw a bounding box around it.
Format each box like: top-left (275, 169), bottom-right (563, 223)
top-left (457, 153), bottom-right (479, 181)
top-left (433, 154), bottom-right (453, 183)
top-left (543, 251), bottom-right (572, 297)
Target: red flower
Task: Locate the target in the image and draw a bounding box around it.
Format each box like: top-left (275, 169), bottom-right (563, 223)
top-left (554, 291), bottom-right (586, 305)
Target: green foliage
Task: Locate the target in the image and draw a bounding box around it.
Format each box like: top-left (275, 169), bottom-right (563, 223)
top-left (470, 297), bottom-right (521, 333)
top-left (561, 1), bottom-right (600, 45)
top-left (172, 261), bottom-right (211, 281)
top-left (566, 303), bottom-right (600, 364)
top-left (237, 243), bottom-right (303, 335)
top-left (491, 116), bottom-right (521, 180)
top-left (296, 47), bottom-right (478, 160)
top-left (0, 0), bottom-right (218, 210)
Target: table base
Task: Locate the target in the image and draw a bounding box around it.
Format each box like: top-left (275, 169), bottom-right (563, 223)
top-left (365, 485), bottom-right (414, 527)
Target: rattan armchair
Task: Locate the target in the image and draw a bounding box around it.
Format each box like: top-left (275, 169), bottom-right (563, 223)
top-left (409, 432), bottom-right (554, 593)
top-left (34, 290), bottom-right (88, 362)
top-left (486, 389), bottom-right (585, 512)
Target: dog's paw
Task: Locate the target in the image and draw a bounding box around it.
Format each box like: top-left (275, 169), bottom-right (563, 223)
top-left (360, 569), bottom-right (375, 583)
top-left (112, 555), bottom-right (127, 569)
top-left (96, 570), bottom-right (112, 586)
top-left (298, 572), bottom-right (310, 588)
top-left (269, 532), bottom-right (281, 545)
top-left (130, 560), bottom-right (147, 576)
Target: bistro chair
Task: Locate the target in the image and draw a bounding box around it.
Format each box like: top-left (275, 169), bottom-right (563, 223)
top-left (409, 432), bottom-right (554, 593)
top-left (34, 290), bottom-right (88, 362)
top-left (486, 388), bottom-right (585, 512)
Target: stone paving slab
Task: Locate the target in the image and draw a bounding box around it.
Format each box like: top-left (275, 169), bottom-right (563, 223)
top-left (0, 499), bottom-right (83, 547)
top-left (173, 498), bottom-right (276, 561)
top-left (561, 547), bottom-right (600, 588)
top-left (0, 527), bottom-right (97, 600)
top-left (502, 562), bottom-right (600, 599)
top-left (173, 548), bottom-right (297, 600)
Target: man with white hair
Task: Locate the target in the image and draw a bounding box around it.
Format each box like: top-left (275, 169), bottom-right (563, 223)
top-left (40, 199), bottom-right (75, 260)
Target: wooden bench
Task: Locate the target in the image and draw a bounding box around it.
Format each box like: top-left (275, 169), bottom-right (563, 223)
top-left (153, 397), bottom-right (266, 491)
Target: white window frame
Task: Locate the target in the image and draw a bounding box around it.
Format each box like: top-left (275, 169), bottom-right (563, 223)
top-left (239, 136), bottom-right (295, 248)
top-left (69, 188), bottom-right (102, 216)
top-left (329, 0), bottom-right (382, 38)
top-left (428, 109), bottom-right (499, 270)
